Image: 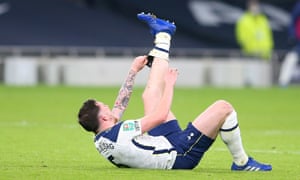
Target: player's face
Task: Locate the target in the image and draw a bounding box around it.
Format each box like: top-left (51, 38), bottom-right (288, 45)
top-left (95, 101), bottom-right (117, 124)
top-left (95, 101), bottom-right (112, 115)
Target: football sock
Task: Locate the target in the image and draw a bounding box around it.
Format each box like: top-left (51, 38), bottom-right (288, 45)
top-left (148, 32), bottom-right (171, 61)
top-left (220, 110), bottom-right (249, 166)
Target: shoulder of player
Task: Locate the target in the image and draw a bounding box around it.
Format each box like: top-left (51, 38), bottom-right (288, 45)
top-left (94, 122), bottom-right (124, 142)
top-left (94, 119), bottom-right (141, 142)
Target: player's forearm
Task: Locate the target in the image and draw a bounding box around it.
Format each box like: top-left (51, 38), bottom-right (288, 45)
top-left (112, 69), bottom-right (137, 120)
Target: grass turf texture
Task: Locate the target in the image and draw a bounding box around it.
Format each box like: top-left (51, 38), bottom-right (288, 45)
top-left (0, 85), bottom-right (299, 179)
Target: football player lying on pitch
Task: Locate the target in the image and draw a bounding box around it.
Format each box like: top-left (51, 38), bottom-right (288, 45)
top-left (77, 13), bottom-right (272, 171)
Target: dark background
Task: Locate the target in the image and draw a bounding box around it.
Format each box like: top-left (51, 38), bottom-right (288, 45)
top-left (0, 0), bottom-right (296, 49)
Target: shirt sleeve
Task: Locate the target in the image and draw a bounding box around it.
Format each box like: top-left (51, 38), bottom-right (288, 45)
top-left (117, 119), bottom-right (142, 141)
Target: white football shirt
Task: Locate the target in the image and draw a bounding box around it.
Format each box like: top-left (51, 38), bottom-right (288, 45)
top-left (94, 119), bottom-right (177, 169)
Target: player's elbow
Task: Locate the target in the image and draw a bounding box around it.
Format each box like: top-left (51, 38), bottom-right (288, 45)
top-left (152, 110), bottom-right (168, 125)
top-left (141, 111), bottom-right (168, 133)
top-left (159, 111), bottom-right (169, 122)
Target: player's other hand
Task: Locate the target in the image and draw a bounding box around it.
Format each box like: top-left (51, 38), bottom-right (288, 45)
top-left (131, 55), bottom-right (148, 72)
top-left (165, 68), bottom-right (178, 86)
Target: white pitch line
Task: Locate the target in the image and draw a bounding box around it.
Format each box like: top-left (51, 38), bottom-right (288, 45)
top-left (213, 148), bottom-right (300, 155)
top-left (0, 121), bottom-right (79, 129)
top-left (261, 130), bottom-right (300, 135)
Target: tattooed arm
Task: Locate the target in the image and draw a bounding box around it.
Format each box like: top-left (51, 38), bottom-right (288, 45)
top-left (112, 56), bottom-right (147, 121)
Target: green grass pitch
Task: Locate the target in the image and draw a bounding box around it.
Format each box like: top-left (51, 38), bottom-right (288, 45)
top-left (0, 85), bottom-right (299, 179)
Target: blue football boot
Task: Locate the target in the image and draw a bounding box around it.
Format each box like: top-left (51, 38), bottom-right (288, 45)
top-left (137, 12), bottom-right (176, 67)
top-left (231, 157), bottom-right (272, 171)
top-left (137, 12), bottom-right (176, 36)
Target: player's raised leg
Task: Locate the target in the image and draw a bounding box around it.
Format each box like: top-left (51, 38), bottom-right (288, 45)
top-left (137, 13), bottom-right (176, 120)
top-left (192, 100), bottom-right (272, 171)
top-left (143, 58), bottom-right (172, 116)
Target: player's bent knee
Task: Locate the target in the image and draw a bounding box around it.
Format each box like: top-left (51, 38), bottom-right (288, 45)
top-left (213, 100), bottom-right (233, 116)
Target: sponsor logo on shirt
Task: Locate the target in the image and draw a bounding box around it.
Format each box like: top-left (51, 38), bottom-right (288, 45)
top-left (123, 122), bottom-right (135, 131)
top-left (123, 121), bottom-right (140, 132)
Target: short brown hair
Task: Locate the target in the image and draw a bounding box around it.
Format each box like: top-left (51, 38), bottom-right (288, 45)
top-left (78, 99), bottom-right (100, 133)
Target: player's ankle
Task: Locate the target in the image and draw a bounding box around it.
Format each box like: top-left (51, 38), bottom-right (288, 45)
top-left (148, 49), bottom-right (169, 61)
top-left (148, 32), bottom-right (171, 61)
top-left (155, 32), bottom-right (171, 51)
top-left (233, 155), bottom-right (249, 166)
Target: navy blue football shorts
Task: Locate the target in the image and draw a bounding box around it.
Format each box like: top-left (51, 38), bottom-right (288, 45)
top-left (148, 120), bottom-right (214, 169)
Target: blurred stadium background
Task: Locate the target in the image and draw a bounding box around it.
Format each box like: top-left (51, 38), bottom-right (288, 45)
top-left (0, 0), bottom-right (298, 87)
top-left (1, 1), bottom-right (300, 179)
